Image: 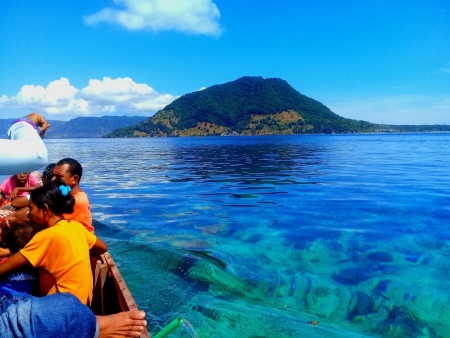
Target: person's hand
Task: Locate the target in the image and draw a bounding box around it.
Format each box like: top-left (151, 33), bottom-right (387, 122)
top-left (38, 118), bottom-right (51, 138)
top-left (26, 112), bottom-right (51, 138)
top-left (2, 212), bottom-right (18, 228)
top-left (0, 247), bottom-right (11, 258)
top-left (9, 188), bottom-right (19, 201)
top-left (2, 208), bottom-right (30, 228)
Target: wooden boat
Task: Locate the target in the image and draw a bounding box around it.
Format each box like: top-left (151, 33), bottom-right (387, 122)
top-left (91, 252), bottom-right (151, 338)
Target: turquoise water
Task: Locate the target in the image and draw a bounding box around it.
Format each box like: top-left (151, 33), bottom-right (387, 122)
top-left (3, 134), bottom-right (450, 337)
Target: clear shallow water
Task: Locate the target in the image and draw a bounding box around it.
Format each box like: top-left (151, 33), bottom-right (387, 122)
top-left (3, 134), bottom-right (450, 337)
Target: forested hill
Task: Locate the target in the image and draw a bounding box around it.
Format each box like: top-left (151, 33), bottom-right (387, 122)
top-left (105, 76), bottom-right (443, 138)
top-left (45, 116), bottom-right (146, 138)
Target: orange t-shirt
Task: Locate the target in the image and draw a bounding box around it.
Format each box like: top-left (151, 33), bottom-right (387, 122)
top-left (19, 219), bottom-right (97, 305)
top-left (63, 191), bottom-right (94, 232)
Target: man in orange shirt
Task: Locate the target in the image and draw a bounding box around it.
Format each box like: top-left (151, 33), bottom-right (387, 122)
top-left (52, 158), bottom-right (94, 232)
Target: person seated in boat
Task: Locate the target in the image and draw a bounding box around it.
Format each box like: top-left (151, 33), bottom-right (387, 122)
top-left (0, 179), bottom-right (107, 305)
top-left (0, 222), bottom-right (38, 295)
top-left (0, 112), bottom-right (50, 176)
top-left (6, 163), bottom-right (55, 211)
top-left (0, 172), bottom-right (40, 207)
top-left (52, 158), bottom-right (94, 232)
top-left (6, 170), bottom-right (43, 209)
top-left (0, 222), bottom-right (147, 337)
top-left (0, 172), bottom-right (40, 228)
top-left (0, 292), bottom-right (148, 338)
top-left (0, 164), bottom-right (56, 228)
top-left (39, 163), bottom-right (56, 186)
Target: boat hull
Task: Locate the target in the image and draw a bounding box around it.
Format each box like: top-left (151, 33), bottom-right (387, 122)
top-left (91, 252), bottom-right (151, 338)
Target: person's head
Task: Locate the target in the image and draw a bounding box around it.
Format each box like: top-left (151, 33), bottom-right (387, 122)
top-left (42, 163), bottom-right (56, 185)
top-left (52, 158), bottom-right (83, 188)
top-left (28, 179), bottom-right (75, 228)
top-left (14, 173), bottom-right (30, 187)
top-left (0, 222), bottom-right (37, 254)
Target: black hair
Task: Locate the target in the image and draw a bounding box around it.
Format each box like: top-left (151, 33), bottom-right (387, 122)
top-left (56, 158), bottom-right (83, 180)
top-left (42, 163), bottom-right (56, 184)
top-left (1, 223), bottom-right (37, 254)
top-left (29, 179), bottom-right (75, 215)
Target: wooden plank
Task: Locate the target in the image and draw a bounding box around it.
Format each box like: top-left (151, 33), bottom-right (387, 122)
top-left (103, 252), bottom-right (138, 311)
top-left (93, 259), bottom-right (108, 314)
top-left (92, 252), bottom-right (151, 338)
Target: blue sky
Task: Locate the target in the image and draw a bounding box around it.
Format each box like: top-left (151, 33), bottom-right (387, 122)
top-left (1, 0), bottom-right (449, 124)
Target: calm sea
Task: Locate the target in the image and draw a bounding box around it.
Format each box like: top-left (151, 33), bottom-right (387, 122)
top-left (3, 133), bottom-right (450, 337)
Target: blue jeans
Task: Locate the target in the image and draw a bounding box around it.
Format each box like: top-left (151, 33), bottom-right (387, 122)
top-left (0, 292), bottom-right (98, 338)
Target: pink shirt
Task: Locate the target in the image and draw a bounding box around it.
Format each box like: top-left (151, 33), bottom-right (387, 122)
top-left (0, 175), bottom-right (38, 198)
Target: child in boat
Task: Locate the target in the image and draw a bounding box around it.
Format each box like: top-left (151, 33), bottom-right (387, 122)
top-left (0, 173), bottom-right (40, 227)
top-left (0, 172), bottom-right (40, 205)
top-left (0, 163), bottom-right (56, 228)
top-left (0, 179), bottom-right (107, 305)
top-left (7, 163), bottom-right (55, 212)
top-left (0, 222), bottom-right (38, 295)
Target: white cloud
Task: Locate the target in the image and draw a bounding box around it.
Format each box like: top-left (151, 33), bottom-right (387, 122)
top-left (0, 77), bottom-right (177, 120)
top-left (84, 0), bottom-right (222, 37)
top-left (328, 95), bottom-right (450, 125)
top-left (17, 78), bottom-right (77, 105)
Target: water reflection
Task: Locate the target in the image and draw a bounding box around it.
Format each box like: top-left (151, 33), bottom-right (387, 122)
top-left (167, 141), bottom-right (324, 184)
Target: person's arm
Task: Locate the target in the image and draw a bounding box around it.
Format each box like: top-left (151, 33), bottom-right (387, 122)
top-left (10, 196), bottom-right (29, 209)
top-left (9, 184), bottom-right (39, 201)
top-left (0, 252), bottom-right (28, 277)
top-left (89, 237), bottom-right (108, 257)
top-left (0, 179), bottom-right (10, 198)
top-left (1, 208), bottom-right (29, 228)
top-left (26, 112), bottom-right (50, 138)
